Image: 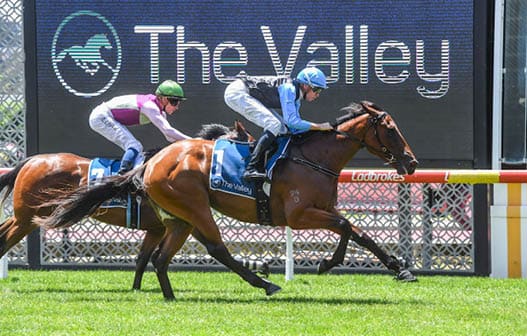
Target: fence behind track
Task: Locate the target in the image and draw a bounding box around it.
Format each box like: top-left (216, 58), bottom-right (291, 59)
top-left (2, 168), bottom-right (476, 275)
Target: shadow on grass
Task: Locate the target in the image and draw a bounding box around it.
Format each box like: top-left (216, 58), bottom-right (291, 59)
top-left (9, 286), bottom-right (423, 306)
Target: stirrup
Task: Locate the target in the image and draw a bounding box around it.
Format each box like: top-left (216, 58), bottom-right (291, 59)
top-left (243, 170), bottom-right (266, 181)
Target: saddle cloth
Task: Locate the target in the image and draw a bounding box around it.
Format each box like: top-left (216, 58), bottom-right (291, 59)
top-left (88, 157), bottom-right (143, 229)
top-left (88, 158), bottom-right (127, 208)
top-left (209, 137), bottom-right (290, 199)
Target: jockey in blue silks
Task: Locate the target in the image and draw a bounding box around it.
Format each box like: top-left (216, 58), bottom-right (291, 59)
top-left (224, 67), bottom-right (333, 180)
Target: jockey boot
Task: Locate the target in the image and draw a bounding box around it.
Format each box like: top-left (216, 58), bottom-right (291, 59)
top-left (243, 130), bottom-right (276, 181)
top-left (118, 160), bottom-right (134, 175)
top-left (118, 148), bottom-right (138, 175)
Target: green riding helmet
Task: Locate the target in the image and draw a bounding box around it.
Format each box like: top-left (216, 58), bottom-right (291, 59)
top-left (155, 80), bottom-right (187, 100)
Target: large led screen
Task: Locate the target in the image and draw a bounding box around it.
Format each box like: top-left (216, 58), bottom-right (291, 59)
top-left (28, 0), bottom-right (475, 167)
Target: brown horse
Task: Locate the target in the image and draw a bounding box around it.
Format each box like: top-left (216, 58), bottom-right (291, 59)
top-left (39, 101), bottom-right (419, 300)
top-left (0, 121), bottom-right (257, 290)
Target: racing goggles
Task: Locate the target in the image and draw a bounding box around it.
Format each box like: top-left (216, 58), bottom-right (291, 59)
top-left (311, 86), bottom-right (323, 94)
top-left (167, 98), bottom-right (181, 106)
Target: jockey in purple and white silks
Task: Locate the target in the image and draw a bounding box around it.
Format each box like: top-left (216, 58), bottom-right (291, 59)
top-left (224, 67), bottom-right (333, 180)
top-left (89, 80), bottom-right (191, 174)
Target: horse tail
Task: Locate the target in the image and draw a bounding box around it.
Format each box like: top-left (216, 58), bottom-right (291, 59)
top-left (0, 157), bottom-right (31, 206)
top-left (34, 166), bottom-right (146, 229)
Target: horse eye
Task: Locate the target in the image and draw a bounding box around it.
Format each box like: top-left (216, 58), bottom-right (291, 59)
top-left (383, 124), bottom-right (395, 132)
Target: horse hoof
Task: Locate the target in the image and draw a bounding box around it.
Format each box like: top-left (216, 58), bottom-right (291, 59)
top-left (395, 269), bottom-right (417, 282)
top-left (265, 283), bottom-right (282, 296)
top-left (317, 259), bottom-right (330, 274)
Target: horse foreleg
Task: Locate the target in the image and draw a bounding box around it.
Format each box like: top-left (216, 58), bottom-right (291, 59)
top-left (347, 222), bottom-right (417, 282)
top-left (290, 208), bottom-right (351, 274)
top-left (132, 230), bottom-right (164, 290)
top-left (317, 217), bottom-right (352, 274)
top-left (151, 224), bottom-right (193, 300)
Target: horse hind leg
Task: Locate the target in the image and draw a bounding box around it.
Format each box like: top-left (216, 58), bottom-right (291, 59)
top-left (132, 230), bottom-right (165, 290)
top-left (192, 228), bottom-right (270, 278)
top-left (205, 242), bottom-right (281, 295)
top-left (150, 224), bottom-right (194, 300)
top-left (189, 212), bottom-right (280, 296)
top-left (0, 217), bottom-right (37, 258)
top-left (149, 177), bottom-right (281, 296)
top-left (0, 220), bottom-right (8, 256)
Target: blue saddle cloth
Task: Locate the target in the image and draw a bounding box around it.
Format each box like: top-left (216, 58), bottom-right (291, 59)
top-left (209, 137), bottom-right (290, 199)
top-left (87, 157), bottom-right (143, 229)
top-left (88, 158), bottom-right (126, 208)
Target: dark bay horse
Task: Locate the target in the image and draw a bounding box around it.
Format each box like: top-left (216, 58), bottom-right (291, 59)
top-left (0, 121), bottom-right (255, 290)
top-left (39, 101), bottom-right (419, 300)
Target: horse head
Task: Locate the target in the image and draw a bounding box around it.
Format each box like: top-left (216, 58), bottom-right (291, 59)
top-left (87, 34), bottom-right (113, 50)
top-left (338, 101), bottom-right (418, 175)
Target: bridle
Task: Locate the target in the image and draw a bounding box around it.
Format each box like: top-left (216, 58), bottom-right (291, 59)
top-left (335, 112), bottom-right (398, 165)
top-left (289, 111), bottom-right (399, 178)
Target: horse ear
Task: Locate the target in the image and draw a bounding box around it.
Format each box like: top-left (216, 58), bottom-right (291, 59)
top-left (360, 101), bottom-right (384, 115)
top-left (234, 120), bottom-right (243, 132)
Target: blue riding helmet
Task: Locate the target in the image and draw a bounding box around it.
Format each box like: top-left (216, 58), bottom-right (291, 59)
top-left (296, 67), bottom-right (328, 89)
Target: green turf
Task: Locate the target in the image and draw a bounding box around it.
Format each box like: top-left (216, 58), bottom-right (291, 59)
top-left (1, 270), bottom-right (526, 335)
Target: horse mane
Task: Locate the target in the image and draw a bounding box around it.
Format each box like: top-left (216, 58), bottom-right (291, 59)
top-left (195, 123), bottom-right (231, 140)
top-left (291, 102), bottom-right (367, 145)
top-left (335, 102), bottom-right (367, 126)
top-left (143, 123), bottom-right (244, 162)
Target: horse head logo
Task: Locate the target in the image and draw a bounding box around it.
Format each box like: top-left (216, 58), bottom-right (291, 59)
top-left (55, 34), bottom-right (115, 76)
top-left (51, 10), bottom-right (122, 97)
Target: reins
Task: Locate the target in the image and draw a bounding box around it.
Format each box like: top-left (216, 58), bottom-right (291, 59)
top-left (290, 156), bottom-right (340, 178)
top-left (287, 111), bottom-right (398, 178)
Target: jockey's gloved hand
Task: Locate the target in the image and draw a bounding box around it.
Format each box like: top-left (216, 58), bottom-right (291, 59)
top-left (317, 122), bottom-right (335, 131)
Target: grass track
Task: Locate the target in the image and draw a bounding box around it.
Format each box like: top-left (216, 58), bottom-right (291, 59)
top-left (1, 270), bottom-right (526, 335)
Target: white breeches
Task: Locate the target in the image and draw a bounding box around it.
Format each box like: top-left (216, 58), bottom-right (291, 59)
top-left (88, 103), bottom-right (143, 154)
top-left (224, 79), bottom-right (286, 136)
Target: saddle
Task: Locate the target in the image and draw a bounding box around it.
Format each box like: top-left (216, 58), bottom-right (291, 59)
top-left (210, 137), bottom-right (291, 226)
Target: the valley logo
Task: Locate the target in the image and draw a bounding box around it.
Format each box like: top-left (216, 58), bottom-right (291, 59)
top-left (51, 10), bottom-right (122, 97)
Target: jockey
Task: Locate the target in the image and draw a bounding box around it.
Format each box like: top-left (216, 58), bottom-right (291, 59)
top-left (89, 80), bottom-right (191, 174)
top-left (224, 66), bottom-right (334, 181)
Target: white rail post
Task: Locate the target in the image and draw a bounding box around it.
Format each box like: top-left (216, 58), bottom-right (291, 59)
top-left (285, 227), bottom-right (294, 281)
top-left (0, 256), bottom-right (6, 279)
top-left (0, 201), bottom-right (7, 279)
